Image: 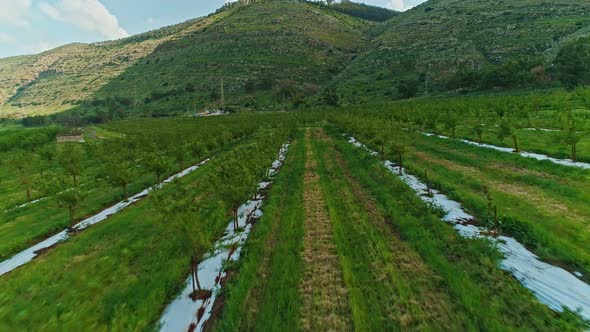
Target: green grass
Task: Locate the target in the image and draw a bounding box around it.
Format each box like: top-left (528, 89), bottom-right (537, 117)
top-left (213, 131), bottom-right (305, 331)
top-left (213, 127), bottom-right (587, 330)
top-left (0, 175), bottom-right (153, 260)
top-left (327, 127), bottom-right (587, 330)
top-left (403, 133), bottom-right (590, 276)
top-left (445, 125), bottom-right (590, 163)
top-left (0, 129), bottom-right (287, 331)
top-left (0, 115), bottom-right (263, 260)
top-left (0, 159), bottom-right (219, 330)
top-left (312, 130), bottom-right (462, 330)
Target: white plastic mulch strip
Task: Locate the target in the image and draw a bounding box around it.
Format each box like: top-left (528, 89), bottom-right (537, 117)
top-left (0, 159), bottom-right (212, 277)
top-left (422, 133), bottom-right (590, 170)
top-left (4, 196), bottom-right (48, 213)
top-left (348, 136), bottom-right (590, 321)
top-left (158, 142), bottom-right (290, 332)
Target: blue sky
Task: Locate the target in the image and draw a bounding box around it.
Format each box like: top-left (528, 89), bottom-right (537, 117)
top-left (0, 0), bottom-right (426, 59)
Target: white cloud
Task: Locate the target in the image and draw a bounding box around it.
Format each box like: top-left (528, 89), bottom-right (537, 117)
top-left (387, 0), bottom-right (407, 11)
top-left (39, 2), bottom-right (61, 20)
top-left (0, 0), bottom-right (31, 26)
top-left (39, 0), bottom-right (129, 40)
top-left (23, 41), bottom-right (56, 54)
top-left (386, 0), bottom-right (426, 12)
top-left (0, 32), bottom-right (14, 43)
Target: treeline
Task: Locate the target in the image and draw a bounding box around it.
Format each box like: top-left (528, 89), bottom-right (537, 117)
top-left (305, 0), bottom-right (397, 21)
top-left (0, 127), bottom-right (60, 152)
top-left (444, 36), bottom-right (590, 94)
top-left (336, 87), bottom-right (590, 161)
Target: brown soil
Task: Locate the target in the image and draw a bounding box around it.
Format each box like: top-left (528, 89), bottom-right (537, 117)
top-left (201, 270), bottom-right (235, 332)
top-left (190, 289), bottom-right (213, 301)
top-left (299, 128), bottom-right (352, 332)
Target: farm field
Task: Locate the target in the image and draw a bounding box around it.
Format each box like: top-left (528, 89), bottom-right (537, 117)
top-left (0, 104), bottom-right (589, 331)
top-left (3, 0), bottom-right (590, 330)
top-left (0, 123), bottom-right (291, 330)
top-left (0, 117), bottom-right (254, 262)
top-left (0, 109), bottom-right (589, 330)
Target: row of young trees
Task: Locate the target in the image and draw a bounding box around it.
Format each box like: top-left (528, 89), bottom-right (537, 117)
top-left (149, 128), bottom-right (292, 297)
top-left (360, 89), bottom-right (590, 161)
top-left (0, 117), bottom-right (265, 228)
top-left (331, 113), bottom-right (412, 175)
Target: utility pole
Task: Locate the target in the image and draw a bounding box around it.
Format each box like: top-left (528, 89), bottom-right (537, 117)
top-left (424, 63), bottom-right (431, 96)
top-left (220, 79), bottom-right (225, 111)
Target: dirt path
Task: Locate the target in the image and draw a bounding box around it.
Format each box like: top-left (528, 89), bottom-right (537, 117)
top-left (299, 129), bottom-right (352, 331)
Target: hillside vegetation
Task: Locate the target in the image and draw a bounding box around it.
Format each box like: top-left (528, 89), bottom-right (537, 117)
top-left (0, 17), bottom-right (212, 117)
top-left (90, 0), bottom-right (373, 115)
top-left (1, 0), bottom-right (590, 118)
top-left (333, 0), bottom-right (590, 102)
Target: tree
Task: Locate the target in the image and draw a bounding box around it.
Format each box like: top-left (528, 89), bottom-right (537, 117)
top-left (102, 158), bottom-right (135, 199)
top-left (388, 124), bottom-right (410, 175)
top-left (151, 183), bottom-right (212, 298)
top-left (9, 152), bottom-right (36, 202)
top-left (553, 37), bottom-right (590, 90)
top-left (555, 108), bottom-right (588, 161)
top-left (55, 187), bottom-right (87, 228)
top-left (397, 79), bottom-right (419, 99)
top-left (189, 142), bottom-right (206, 162)
top-left (37, 145), bottom-right (57, 175)
top-left (214, 160), bottom-right (254, 231)
top-left (173, 145), bottom-right (188, 171)
top-left (472, 123), bottom-right (485, 144)
top-left (442, 110), bottom-right (459, 138)
top-left (144, 152), bottom-right (171, 183)
top-left (244, 79), bottom-right (256, 94)
top-left (322, 87), bottom-right (339, 106)
top-left (497, 107), bottom-right (525, 152)
top-left (371, 132), bottom-right (386, 160)
top-left (58, 144), bottom-right (85, 187)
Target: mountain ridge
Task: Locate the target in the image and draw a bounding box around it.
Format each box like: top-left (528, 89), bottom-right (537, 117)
top-left (1, 0), bottom-right (589, 118)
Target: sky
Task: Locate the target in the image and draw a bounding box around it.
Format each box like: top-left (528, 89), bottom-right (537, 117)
top-left (0, 0), bottom-right (427, 59)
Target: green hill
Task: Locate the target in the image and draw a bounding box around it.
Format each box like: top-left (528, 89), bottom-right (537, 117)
top-left (0, 17), bottom-right (211, 117)
top-left (1, 0), bottom-right (589, 118)
top-left (90, 0), bottom-right (374, 115)
top-left (333, 0), bottom-right (590, 103)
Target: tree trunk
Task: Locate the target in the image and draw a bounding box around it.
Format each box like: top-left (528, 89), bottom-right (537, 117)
top-left (123, 183), bottom-right (128, 199)
top-left (234, 207), bottom-right (239, 231)
top-left (494, 205), bottom-right (499, 236)
top-left (398, 152), bottom-right (403, 175)
top-left (452, 127), bottom-right (456, 138)
top-left (572, 144), bottom-right (577, 162)
top-left (477, 133), bottom-right (482, 145)
top-left (191, 256), bottom-right (196, 295)
top-left (26, 188), bottom-right (31, 202)
top-left (380, 144), bottom-right (384, 160)
top-left (69, 206), bottom-right (75, 227)
top-left (425, 169), bottom-right (431, 196)
top-left (194, 260), bottom-right (201, 291)
top-left (73, 174), bottom-right (78, 187)
top-left (512, 135), bottom-right (519, 153)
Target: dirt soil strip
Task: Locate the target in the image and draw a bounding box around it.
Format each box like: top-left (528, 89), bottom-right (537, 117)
top-left (299, 129), bottom-right (352, 331)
